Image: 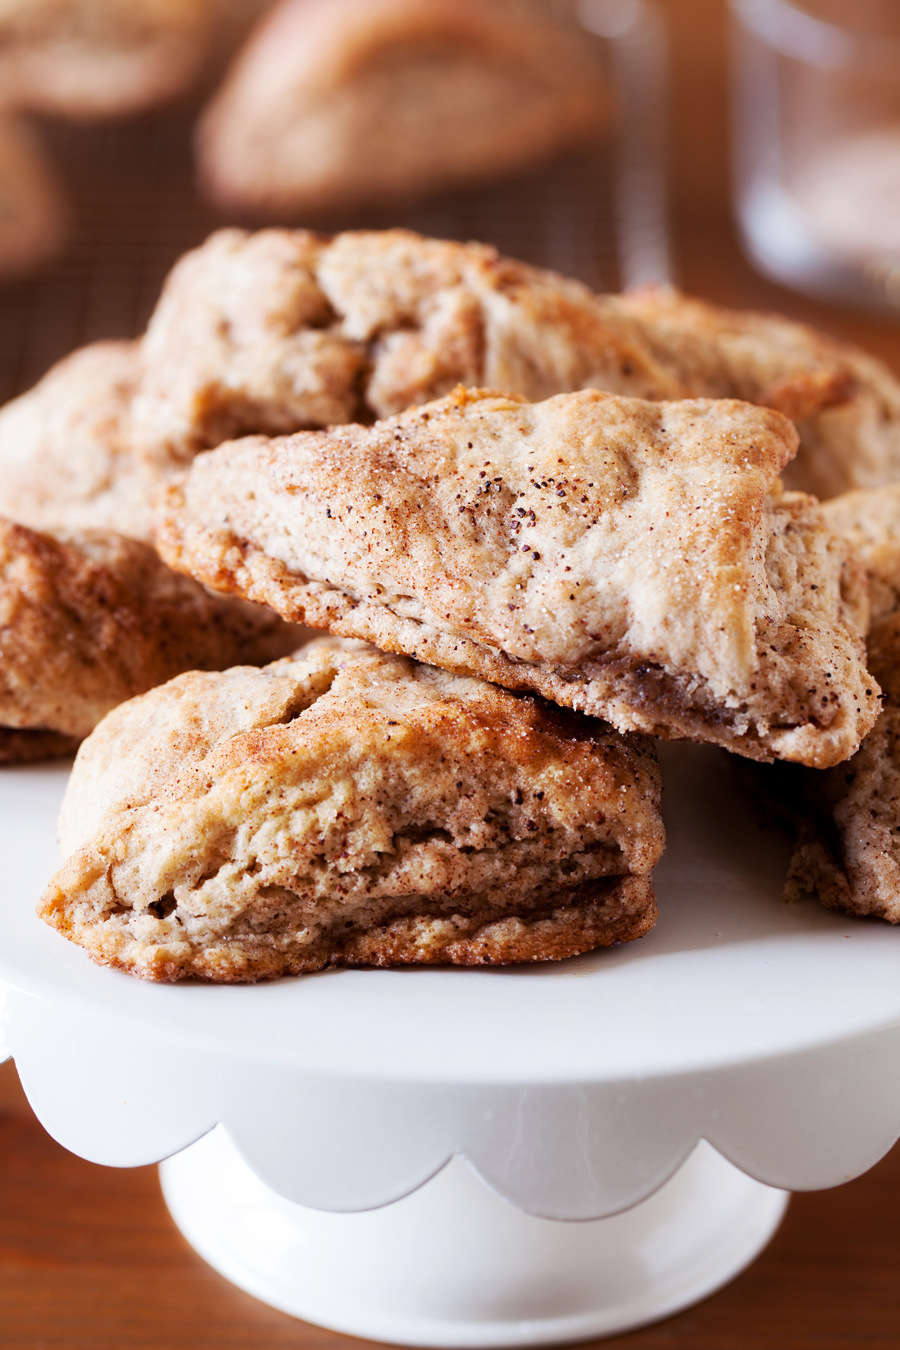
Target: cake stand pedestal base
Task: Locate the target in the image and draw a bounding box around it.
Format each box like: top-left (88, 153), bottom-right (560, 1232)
top-left (160, 1129), bottom-right (788, 1347)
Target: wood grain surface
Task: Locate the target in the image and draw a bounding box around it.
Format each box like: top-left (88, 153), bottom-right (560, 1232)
top-left (2, 1), bottom-right (900, 1347)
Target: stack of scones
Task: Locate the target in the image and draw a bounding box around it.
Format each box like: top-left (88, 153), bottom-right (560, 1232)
top-left (2, 227), bottom-right (896, 978)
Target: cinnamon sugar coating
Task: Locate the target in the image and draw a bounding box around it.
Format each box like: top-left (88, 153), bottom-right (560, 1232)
top-left (0, 228), bottom-right (682, 538)
top-left (0, 341), bottom-right (154, 537)
top-left (765, 485), bottom-right (900, 921)
top-left (822, 484), bottom-right (900, 704)
top-left (4, 233), bottom-right (900, 539)
top-left (612, 288), bottom-right (900, 500)
top-left (156, 386), bottom-right (878, 768)
top-left (0, 517), bottom-right (302, 755)
top-left (44, 639), bottom-right (664, 981)
top-left (781, 709), bottom-right (900, 923)
top-left (132, 227), bottom-right (683, 460)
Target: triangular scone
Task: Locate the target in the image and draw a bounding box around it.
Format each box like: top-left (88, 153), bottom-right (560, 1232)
top-left (6, 226), bottom-right (898, 538)
top-left (0, 116), bottom-right (67, 279)
top-left (762, 485), bottom-right (900, 921)
top-left (0, 517), bottom-right (304, 758)
top-left (610, 288), bottom-right (900, 501)
top-left (42, 640), bottom-right (664, 981)
top-left (197, 0), bottom-right (608, 216)
top-left (132, 228), bottom-right (683, 461)
top-left (0, 0), bottom-right (211, 118)
top-left (156, 387), bottom-right (879, 769)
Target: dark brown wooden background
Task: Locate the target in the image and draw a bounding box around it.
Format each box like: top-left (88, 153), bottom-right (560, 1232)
top-left (3, 1), bottom-right (900, 1345)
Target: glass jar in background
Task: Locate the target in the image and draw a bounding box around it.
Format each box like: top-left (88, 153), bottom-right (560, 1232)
top-left (731, 0), bottom-right (900, 314)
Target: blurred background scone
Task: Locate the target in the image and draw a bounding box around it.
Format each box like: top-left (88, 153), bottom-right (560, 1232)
top-left (0, 0), bottom-right (213, 118)
top-left (196, 0), bottom-right (610, 218)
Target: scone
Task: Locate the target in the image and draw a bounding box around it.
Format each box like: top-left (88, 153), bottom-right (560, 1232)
top-left (822, 484), bottom-right (900, 704)
top-left (612, 287), bottom-right (900, 500)
top-left (0, 0), bottom-right (212, 118)
top-left (131, 227), bottom-right (683, 462)
top-left (0, 228), bottom-right (683, 536)
top-left (769, 485), bottom-right (900, 921)
top-left (0, 517), bottom-right (304, 759)
top-left (196, 0), bottom-right (608, 216)
top-left (0, 341), bottom-right (154, 538)
top-left (42, 639), bottom-right (665, 981)
top-left (155, 386), bottom-right (878, 768)
top-left (0, 116), bottom-right (68, 279)
top-left (779, 710), bottom-right (900, 923)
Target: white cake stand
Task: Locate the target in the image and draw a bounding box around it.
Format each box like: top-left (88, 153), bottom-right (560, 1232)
top-left (1, 741), bottom-right (900, 1346)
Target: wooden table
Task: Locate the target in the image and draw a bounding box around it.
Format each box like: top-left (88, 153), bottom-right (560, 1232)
top-left (3, 1), bottom-right (900, 1346)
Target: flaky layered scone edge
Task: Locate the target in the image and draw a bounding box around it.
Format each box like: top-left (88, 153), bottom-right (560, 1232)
top-left (41, 641), bottom-right (664, 981)
top-left (762, 485), bottom-right (900, 922)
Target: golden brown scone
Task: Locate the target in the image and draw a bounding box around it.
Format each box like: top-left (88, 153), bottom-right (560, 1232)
top-left (156, 386), bottom-right (878, 768)
top-left (0, 0), bottom-right (212, 117)
top-left (42, 638), bottom-right (664, 981)
top-left (132, 229), bottom-right (368, 466)
top-left (611, 287), bottom-right (900, 500)
top-left (0, 229), bottom-right (684, 536)
top-left (57, 644), bottom-right (346, 851)
top-left (822, 484), bottom-right (900, 704)
top-left (0, 116), bottom-right (68, 279)
top-left (0, 517), bottom-right (305, 757)
top-left (745, 485), bottom-right (900, 921)
top-left (132, 227), bottom-right (684, 464)
top-left (779, 709), bottom-right (900, 923)
top-left (0, 341), bottom-right (158, 538)
top-left (196, 0), bottom-right (608, 217)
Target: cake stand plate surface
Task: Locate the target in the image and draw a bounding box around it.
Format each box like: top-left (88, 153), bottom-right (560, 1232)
top-left (0, 741), bottom-right (898, 1343)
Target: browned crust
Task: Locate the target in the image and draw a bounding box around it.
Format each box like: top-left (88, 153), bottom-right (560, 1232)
top-left (42, 639), bottom-right (663, 981)
top-left (0, 517), bottom-right (304, 743)
top-left (611, 287), bottom-right (856, 423)
top-left (155, 387), bottom-right (877, 768)
top-left (822, 484), bottom-right (900, 703)
top-left (786, 838), bottom-right (862, 920)
top-left (612, 287), bottom-right (900, 500)
top-left (152, 537), bottom-right (871, 768)
top-left (742, 483), bottom-right (900, 922)
top-left (866, 616), bottom-right (900, 706)
top-left (0, 726), bottom-right (79, 762)
top-left (40, 873), bottom-right (657, 982)
top-left (745, 709), bottom-right (900, 923)
top-left (0, 228), bottom-right (685, 538)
